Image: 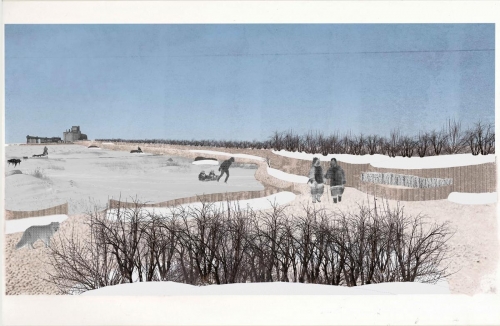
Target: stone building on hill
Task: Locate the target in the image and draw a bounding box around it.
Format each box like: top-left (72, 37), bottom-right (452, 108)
top-left (63, 126), bottom-right (87, 142)
top-left (26, 135), bottom-right (62, 144)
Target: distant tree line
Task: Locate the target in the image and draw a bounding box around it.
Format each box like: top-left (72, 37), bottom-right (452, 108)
top-left (97, 119), bottom-right (494, 157)
top-left (46, 199), bottom-right (453, 294)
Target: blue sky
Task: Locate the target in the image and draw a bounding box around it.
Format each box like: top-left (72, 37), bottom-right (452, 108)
top-left (5, 24), bottom-right (495, 143)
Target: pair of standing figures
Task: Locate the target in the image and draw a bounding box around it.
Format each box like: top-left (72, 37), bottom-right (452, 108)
top-left (308, 157), bottom-right (346, 203)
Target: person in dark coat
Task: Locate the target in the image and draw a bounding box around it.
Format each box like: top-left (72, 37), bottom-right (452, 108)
top-left (217, 157), bottom-right (235, 183)
top-left (324, 158), bottom-right (346, 203)
top-left (308, 157), bottom-right (324, 203)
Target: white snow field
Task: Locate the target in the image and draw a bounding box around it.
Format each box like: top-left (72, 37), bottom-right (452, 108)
top-left (267, 167), bottom-right (309, 183)
top-left (5, 214), bottom-right (68, 235)
top-left (448, 192), bottom-right (497, 205)
top-left (5, 145), bottom-right (264, 215)
top-left (82, 280), bottom-right (450, 296)
top-left (192, 159), bottom-right (219, 165)
top-left (106, 192), bottom-right (297, 220)
top-left (272, 150), bottom-right (496, 169)
top-left (189, 149), bottom-right (266, 162)
top-left (188, 148), bottom-right (495, 169)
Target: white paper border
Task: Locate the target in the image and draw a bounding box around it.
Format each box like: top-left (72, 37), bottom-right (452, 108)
top-left (1, 1), bottom-right (499, 325)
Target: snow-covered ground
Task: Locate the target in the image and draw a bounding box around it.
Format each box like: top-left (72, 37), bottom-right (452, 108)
top-left (105, 192), bottom-right (297, 220)
top-left (82, 280), bottom-right (450, 296)
top-left (267, 167), bottom-right (309, 183)
top-left (448, 192), bottom-right (497, 205)
top-left (5, 214), bottom-right (68, 235)
top-left (273, 150), bottom-right (388, 164)
top-left (186, 148), bottom-right (495, 169)
top-left (5, 145), bottom-right (264, 215)
top-left (192, 160), bottom-right (219, 165)
top-left (189, 149), bottom-right (266, 162)
top-left (273, 150), bottom-right (496, 169)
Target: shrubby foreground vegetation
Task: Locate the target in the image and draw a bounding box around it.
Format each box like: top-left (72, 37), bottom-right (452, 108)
top-left (97, 119), bottom-right (494, 157)
top-left (46, 199), bottom-right (454, 294)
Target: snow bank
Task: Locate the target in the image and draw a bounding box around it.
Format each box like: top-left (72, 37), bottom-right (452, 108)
top-left (371, 153), bottom-right (496, 169)
top-left (192, 160), bottom-right (219, 165)
top-left (267, 167), bottom-right (309, 183)
top-left (101, 142), bottom-right (114, 145)
top-left (272, 150), bottom-right (388, 164)
top-left (272, 150), bottom-right (496, 169)
top-left (5, 214), bottom-right (68, 235)
top-left (189, 150), bottom-right (265, 162)
top-left (447, 192), bottom-right (497, 205)
top-left (82, 280), bottom-right (450, 296)
top-left (106, 192), bottom-right (296, 219)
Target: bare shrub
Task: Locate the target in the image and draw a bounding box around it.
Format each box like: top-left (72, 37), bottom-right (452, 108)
top-left (30, 167), bottom-right (51, 182)
top-left (399, 135), bottom-right (417, 158)
top-left (465, 121), bottom-right (495, 155)
top-left (444, 119), bottom-right (465, 154)
top-left (352, 134), bottom-right (367, 155)
top-left (387, 129), bottom-right (401, 158)
top-left (96, 118), bottom-right (493, 155)
top-left (416, 132), bottom-right (430, 158)
top-left (46, 198), bottom-right (454, 293)
top-left (270, 131), bottom-right (284, 151)
top-left (366, 135), bottom-right (381, 155)
top-left (429, 129), bottom-right (447, 156)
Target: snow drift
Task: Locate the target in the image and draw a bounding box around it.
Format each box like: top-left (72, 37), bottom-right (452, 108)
top-left (272, 150), bottom-right (495, 169)
top-left (5, 214), bottom-right (69, 235)
top-left (447, 192), bottom-right (497, 205)
top-left (82, 280), bottom-right (450, 296)
top-left (189, 150), bottom-right (266, 162)
top-left (192, 160), bottom-right (219, 165)
top-left (106, 192), bottom-right (297, 220)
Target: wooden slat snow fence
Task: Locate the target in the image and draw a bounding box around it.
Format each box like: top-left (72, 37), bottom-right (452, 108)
top-left (4, 203), bottom-right (68, 220)
top-left (283, 158), bottom-right (496, 201)
top-left (90, 142), bottom-right (497, 201)
top-left (360, 163), bottom-right (496, 201)
top-left (108, 185), bottom-right (296, 209)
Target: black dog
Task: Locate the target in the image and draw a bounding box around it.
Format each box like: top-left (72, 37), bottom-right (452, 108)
top-left (7, 159), bottom-right (21, 167)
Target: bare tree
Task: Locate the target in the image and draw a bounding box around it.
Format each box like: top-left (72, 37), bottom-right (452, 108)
top-left (366, 135), bottom-right (381, 155)
top-left (383, 202), bottom-right (454, 283)
top-left (216, 203), bottom-right (253, 284)
top-left (387, 129), bottom-right (401, 158)
top-left (270, 131), bottom-right (284, 151)
top-left (46, 198), bottom-right (455, 293)
top-left (483, 124), bottom-right (495, 155)
top-left (399, 135), bottom-right (416, 158)
top-left (178, 202), bottom-right (224, 285)
top-left (444, 119), bottom-right (464, 154)
top-left (353, 134), bottom-right (367, 155)
top-left (416, 132), bottom-right (430, 158)
top-left (428, 129), bottom-right (447, 156)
